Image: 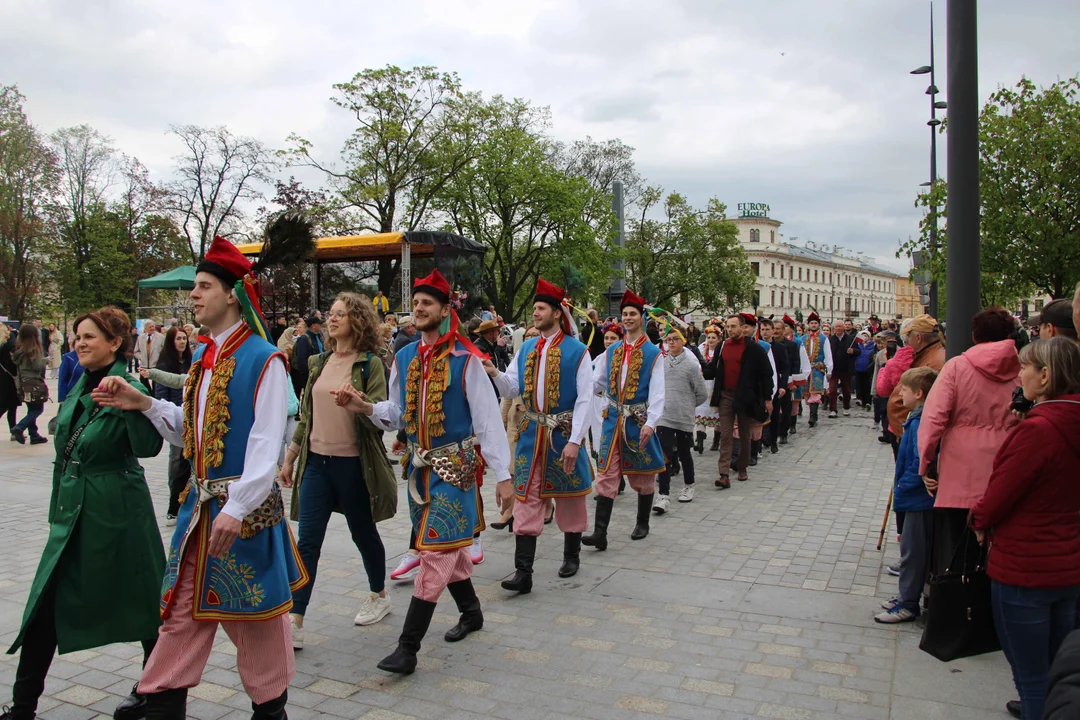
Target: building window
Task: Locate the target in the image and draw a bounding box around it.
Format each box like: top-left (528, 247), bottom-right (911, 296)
top-left (799, 293), bottom-right (803, 306)
top-left (829, 272), bottom-right (833, 284)
top-left (829, 296), bottom-right (833, 310)
top-left (771, 290), bottom-right (776, 306)
top-left (770, 230), bottom-right (775, 243)
top-left (1035, 299), bottom-right (1045, 311)
top-left (750, 229), bottom-right (760, 242)
top-left (780, 265), bottom-right (784, 279)
top-left (753, 290), bottom-right (760, 307)
top-left (814, 269), bottom-right (818, 283)
top-left (751, 262), bottom-right (760, 276)
top-left (771, 263), bottom-right (775, 277)
top-left (798, 267), bottom-right (803, 281)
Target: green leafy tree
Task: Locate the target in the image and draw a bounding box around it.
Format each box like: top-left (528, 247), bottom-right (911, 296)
top-left (284, 65), bottom-right (483, 293)
top-left (433, 97), bottom-right (616, 321)
top-left (901, 77), bottom-right (1080, 304)
top-left (0, 85), bottom-right (59, 319)
top-left (625, 190), bottom-right (754, 314)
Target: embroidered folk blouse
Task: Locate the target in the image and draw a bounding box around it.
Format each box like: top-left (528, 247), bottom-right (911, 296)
top-left (142, 319), bottom-right (288, 522)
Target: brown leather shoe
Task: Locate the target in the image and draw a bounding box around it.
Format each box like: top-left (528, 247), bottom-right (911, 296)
top-left (714, 476), bottom-right (730, 489)
top-left (737, 472), bottom-right (749, 482)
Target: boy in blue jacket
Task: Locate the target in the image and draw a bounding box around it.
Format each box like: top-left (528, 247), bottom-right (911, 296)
top-left (875, 366), bottom-right (938, 623)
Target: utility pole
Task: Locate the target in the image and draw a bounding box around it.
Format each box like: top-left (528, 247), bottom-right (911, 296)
top-left (604, 181), bottom-right (626, 317)
top-left (946, 0), bottom-right (980, 357)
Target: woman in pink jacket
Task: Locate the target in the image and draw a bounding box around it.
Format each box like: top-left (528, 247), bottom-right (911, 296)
top-left (917, 307), bottom-right (1020, 575)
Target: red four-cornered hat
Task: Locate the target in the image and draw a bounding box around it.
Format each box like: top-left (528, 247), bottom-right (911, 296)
top-left (783, 314), bottom-right (797, 328)
top-left (738, 312), bottom-right (757, 325)
top-left (620, 289), bottom-right (646, 313)
top-left (413, 269), bottom-right (451, 303)
top-left (534, 278), bottom-right (566, 307)
top-left (806, 311), bottom-right (820, 323)
top-left (198, 236), bottom-right (253, 286)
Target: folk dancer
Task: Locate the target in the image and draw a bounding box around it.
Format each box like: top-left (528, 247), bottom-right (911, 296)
top-left (346, 269), bottom-right (511, 675)
top-left (694, 323), bottom-right (722, 453)
top-left (760, 319), bottom-right (790, 454)
top-left (485, 279), bottom-right (594, 591)
top-left (772, 318), bottom-right (807, 445)
top-left (93, 231), bottom-right (312, 720)
top-left (782, 315), bottom-right (811, 435)
top-left (800, 312), bottom-right (833, 428)
top-left (582, 290), bottom-right (666, 548)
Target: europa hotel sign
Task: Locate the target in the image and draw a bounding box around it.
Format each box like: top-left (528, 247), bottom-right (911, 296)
top-left (738, 202), bottom-right (770, 218)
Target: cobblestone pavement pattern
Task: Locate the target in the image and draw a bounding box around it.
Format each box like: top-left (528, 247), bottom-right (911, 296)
top-left (0, 385), bottom-right (1014, 719)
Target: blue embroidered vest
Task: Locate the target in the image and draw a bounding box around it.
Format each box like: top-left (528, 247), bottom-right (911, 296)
top-left (397, 340), bottom-right (483, 551)
top-left (802, 332), bottom-right (828, 394)
top-left (597, 338), bottom-right (666, 474)
top-left (511, 333), bottom-right (594, 500)
top-left (161, 328), bottom-right (308, 622)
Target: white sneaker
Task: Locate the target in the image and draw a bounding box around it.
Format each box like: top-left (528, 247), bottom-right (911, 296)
top-left (678, 486), bottom-right (695, 503)
top-left (828, 411), bottom-right (838, 418)
top-left (354, 591), bottom-right (392, 626)
top-left (469, 536), bottom-right (484, 565)
top-left (874, 606), bottom-right (917, 624)
top-left (652, 494), bottom-right (670, 514)
top-left (390, 552), bottom-right (421, 580)
top-left (843, 410), bottom-right (850, 417)
top-left (290, 615), bottom-right (304, 650)
top-left (165, 514), bottom-right (177, 527)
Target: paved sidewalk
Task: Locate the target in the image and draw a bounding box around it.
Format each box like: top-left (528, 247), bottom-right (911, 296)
top-left (0, 392), bottom-right (1014, 719)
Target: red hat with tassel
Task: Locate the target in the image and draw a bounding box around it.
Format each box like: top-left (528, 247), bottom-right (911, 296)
top-left (535, 278), bottom-right (574, 335)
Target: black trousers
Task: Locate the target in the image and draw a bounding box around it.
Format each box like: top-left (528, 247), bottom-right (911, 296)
top-left (166, 444), bottom-right (191, 516)
top-left (11, 581), bottom-right (156, 715)
top-left (657, 426), bottom-right (694, 495)
top-left (0, 399), bottom-right (17, 430)
top-left (828, 372), bottom-right (853, 412)
top-left (769, 393), bottom-right (791, 444)
top-left (855, 370), bottom-right (873, 407)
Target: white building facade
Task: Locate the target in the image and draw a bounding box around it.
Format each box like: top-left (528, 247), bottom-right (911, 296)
top-left (731, 204), bottom-right (900, 323)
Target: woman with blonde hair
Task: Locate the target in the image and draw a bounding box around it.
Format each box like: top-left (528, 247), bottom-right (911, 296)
top-left (279, 292), bottom-right (398, 649)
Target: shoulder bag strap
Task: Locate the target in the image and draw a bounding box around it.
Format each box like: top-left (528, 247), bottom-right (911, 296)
top-left (60, 404), bottom-right (105, 474)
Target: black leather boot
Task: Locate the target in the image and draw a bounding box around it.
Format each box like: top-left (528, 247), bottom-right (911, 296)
top-left (789, 416), bottom-right (798, 435)
top-left (695, 430), bottom-right (706, 454)
top-left (749, 440), bottom-right (759, 466)
top-left (144, 689), bottom-right (187, 720)
top-left (113, 683), bottom-right (147, 720)
top-left (558, 532), bottom-right (582, 578)
top-left (808, 404), bottom-right (818, 427)
top-left (710, 430), bottom-right (720, 451)
top-left (251, 689), bottom-right (288, 720)
top-left (444, 579), bottom-right (483, 642)
top-left (582, 496), bottom-right (613, 551)
top-left (630, 493), bottom-right (652, 540)
top-left (377, 596), bottom-right (437, 674)
top-left (501, 534), bottom-right (537, 594)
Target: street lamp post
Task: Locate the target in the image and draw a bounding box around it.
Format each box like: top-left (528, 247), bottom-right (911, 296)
top-left (911, 1), bottom-right (946, 319)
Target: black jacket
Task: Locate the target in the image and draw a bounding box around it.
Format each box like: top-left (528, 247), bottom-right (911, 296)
top-left (1045, 629), bottom-right (1080, 719)
top-left (831, 331), bottom-right (859, 374)
top-left (475, 335), bottom-right (511, 399)
top-left (702, 339), bottom-right (773, 421)
top-left (0, 335), bottom-right (17, 407)
top-left (778, 338), bottom-right (800, 389)
top-left (582, 320), bottom-right (606, 359)
top-left (769, 340), bottom-right (791, 396)
top-left (292, 330), bottom-right (324, 387)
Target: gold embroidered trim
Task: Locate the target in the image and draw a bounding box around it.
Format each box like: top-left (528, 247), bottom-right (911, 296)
top-left (624, 345), bottom-right (642, 401)
top-left (201, 356), bottom-right (235, 471)
top-left (404, 354), bottom-right (421, 436)
top-left (182, 363), bottom-right (201, 462)
top-left (609, 345), bottom-right (623, 397)
top-left (522, 345), bottom-right (539, 409)
top-left (546, 346), bottom-right (561, 411)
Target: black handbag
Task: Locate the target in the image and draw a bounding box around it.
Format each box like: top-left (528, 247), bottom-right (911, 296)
top-left (919, 529), bottom-right (1000, 661)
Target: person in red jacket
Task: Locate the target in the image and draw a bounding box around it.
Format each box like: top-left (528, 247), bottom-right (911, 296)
top-left (971, 337), bottom-right (1080, 720)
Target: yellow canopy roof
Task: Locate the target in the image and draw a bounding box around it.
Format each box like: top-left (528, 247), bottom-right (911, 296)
top-left (236, 233), bottom-right (409, 262)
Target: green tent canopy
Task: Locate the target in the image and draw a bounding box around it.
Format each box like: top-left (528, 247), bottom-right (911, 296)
top-left (137, 266), bottom-right (196, 290)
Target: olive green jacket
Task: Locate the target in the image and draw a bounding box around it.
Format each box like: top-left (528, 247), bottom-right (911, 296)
top-left (288, 351), bottom-right (397, 523)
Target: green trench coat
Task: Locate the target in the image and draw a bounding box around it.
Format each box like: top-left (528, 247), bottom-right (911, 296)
top-left (8, 360), bottom-right (165, 655)
top-left (289, 351), bottom-right (397, 524)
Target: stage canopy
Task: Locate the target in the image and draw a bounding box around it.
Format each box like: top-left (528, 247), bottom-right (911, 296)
top-left (236, 231), bottom-right (485, 312)
top-left (136, 265), bottom-right (197, 290)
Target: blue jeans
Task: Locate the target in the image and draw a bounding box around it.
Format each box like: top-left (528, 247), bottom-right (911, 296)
top-left (291, 453), bottom-right (386, 615)
top-left (992, 580), bottom-right (1080, 720)
top-left (13, 402), bottom-right (43, 438)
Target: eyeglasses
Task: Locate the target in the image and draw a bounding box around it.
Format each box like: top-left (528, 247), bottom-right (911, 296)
top-left (327, 311), bottom-right (348, 320)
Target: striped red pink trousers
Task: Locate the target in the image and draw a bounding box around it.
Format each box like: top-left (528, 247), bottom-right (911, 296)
top-left (137, 554), bottom-right (295, 704)
top-left (594, 444), bottom-right (656, 499)
top-left (413, 547), bottom-right (473, 602)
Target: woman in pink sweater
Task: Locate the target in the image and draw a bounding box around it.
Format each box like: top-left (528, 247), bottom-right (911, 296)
top-left (917, 307), bottom-right (1020, 575)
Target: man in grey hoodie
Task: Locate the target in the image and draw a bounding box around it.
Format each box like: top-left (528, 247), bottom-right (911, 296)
top-left (654, 328), bottom-right (709, 514)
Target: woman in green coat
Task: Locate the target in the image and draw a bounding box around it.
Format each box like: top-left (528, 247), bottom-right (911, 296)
top-left (2, 307), bottom-right (165, 720)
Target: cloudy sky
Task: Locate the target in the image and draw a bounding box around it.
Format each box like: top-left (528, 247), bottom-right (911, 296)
top-left (3, 0), bottom-right (1078, 273)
